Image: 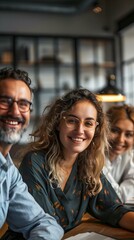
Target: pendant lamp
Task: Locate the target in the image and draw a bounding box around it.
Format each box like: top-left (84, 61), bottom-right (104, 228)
top-left (96, 74), bottom-right (126, 102)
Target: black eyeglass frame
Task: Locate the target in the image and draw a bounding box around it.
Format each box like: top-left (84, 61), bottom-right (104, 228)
top-left (0, 96), bottom-right (33, 113)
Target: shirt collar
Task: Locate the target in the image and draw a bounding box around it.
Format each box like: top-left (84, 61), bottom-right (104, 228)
top-left (0, 152), bottom-right (12, 170)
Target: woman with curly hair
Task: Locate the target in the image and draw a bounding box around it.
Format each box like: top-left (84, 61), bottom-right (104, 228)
top-left (103, 104), bottom-right (134, 203)
top-left (19, 88), bottom-right (134, 232)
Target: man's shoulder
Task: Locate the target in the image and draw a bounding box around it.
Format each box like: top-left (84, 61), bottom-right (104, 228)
top-left (0, 152), bottom-right (23, 191)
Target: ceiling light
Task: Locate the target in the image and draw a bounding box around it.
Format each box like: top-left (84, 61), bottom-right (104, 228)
top-left (96, 74), bottom-right (126, 102)
top-left (93, 6), bottom-right (102, 13)
top-left (92, 1), bottom-right (102, 14)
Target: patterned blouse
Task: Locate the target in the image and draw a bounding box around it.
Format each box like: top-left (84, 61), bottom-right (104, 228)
top-left (19, 151), bottom-right (131, 232)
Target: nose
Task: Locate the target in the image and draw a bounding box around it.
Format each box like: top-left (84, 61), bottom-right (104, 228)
top-left (8, 102), bottom-right (21, 115)
top-left (75, 122), bottom-right (85, 133)
top-left (117, 133), bottom-right (125, 143)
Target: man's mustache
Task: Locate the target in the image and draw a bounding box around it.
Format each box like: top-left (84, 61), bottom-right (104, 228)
top-left (0, 115), bottom-right (25, 124)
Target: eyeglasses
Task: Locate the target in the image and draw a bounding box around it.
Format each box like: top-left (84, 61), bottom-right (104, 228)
top-left (0, 96), bottom-right (32, 113)
top-left (63, 115), bottom-right (99, 130)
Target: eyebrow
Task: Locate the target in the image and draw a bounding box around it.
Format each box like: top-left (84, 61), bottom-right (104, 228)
top-left (67, 114), bottom-right (96, 121)
top-left (126, 130), bottom-right (134, 133)
top-left (112, 127), bottom-right (134, 133)
top-left (0, 95), bottom-right (31, 102)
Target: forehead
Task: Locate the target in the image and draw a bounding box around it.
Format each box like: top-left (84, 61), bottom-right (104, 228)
top-left (0, 78), bottom-right (31, 99)
top-left (69, 100), bottom-right (97, 118)
top-left (114, 119), bottom-right (134, 131)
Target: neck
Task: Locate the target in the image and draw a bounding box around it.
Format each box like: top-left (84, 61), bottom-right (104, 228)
top-left (61, 152), bottom-right (78, 169)
top-left (109, 151), bottom-right (118, 162)
top-left (60, 161), bottom-right (74, 170)
top-left (0, 142), bottom-right (12, 157)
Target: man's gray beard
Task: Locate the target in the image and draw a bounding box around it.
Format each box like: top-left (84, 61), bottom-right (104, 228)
top-left (0, 127), bottom-right (27, 144)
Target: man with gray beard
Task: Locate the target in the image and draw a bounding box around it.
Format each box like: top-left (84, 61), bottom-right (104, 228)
top-left (0, 67), bottom-right (64, 240)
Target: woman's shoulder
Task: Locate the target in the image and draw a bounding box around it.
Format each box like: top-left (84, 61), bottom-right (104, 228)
top-left (23, 150), bottom-right (47, 165)
top-left (122, 150), bottom-right (134, 162)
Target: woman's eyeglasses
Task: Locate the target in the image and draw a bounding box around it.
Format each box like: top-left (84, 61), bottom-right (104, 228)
top-left (63, 115), bottom-right (99, 130)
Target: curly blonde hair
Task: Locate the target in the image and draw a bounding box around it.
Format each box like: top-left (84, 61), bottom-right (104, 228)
top-left (23, 88), bottom-right (109, 196)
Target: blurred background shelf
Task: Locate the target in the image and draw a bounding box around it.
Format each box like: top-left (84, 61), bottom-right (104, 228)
top-left (0, 33), bottom-right (115, 143)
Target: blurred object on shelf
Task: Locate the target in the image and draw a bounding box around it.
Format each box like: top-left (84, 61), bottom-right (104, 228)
top-left (1, 51), bottom-right (13, 64)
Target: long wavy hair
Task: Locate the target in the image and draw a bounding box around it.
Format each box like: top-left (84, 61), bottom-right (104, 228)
top-left (23, 88), bottom-right (109, 196)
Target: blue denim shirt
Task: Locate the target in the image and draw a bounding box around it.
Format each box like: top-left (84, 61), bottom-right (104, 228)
top-left (0, 152), bottom-right (64, 240)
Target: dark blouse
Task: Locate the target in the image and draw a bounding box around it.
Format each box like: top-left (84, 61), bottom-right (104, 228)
top-left (19, 151), bottom-right (131, 232)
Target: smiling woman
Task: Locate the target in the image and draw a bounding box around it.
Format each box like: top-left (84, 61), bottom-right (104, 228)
top-left (103, 104), bottom-right (134, 203)
top-left (19, 88), bottom-right (134, 233)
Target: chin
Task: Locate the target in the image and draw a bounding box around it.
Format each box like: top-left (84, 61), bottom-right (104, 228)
top-left (0, 130), bottom-right (22, 144)
top-left (114, 150), bottom-right (124, 155)
top-left (73, 148), bottom-right (86, 154)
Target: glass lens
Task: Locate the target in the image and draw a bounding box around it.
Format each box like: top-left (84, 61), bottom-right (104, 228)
top-left (0, 97), bottom-right (9, 109)
top-left (65, 116), bottom-right (79, 128)
top-left (18, 100), bottom-right (30, 111)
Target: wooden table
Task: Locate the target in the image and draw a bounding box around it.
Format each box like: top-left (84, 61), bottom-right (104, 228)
top-left (62, 214), bottom-right (134, 240)
top-left (0, 223), bottom-right (8, 238)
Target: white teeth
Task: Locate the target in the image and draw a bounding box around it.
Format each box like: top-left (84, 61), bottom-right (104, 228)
top-left (72, 138), bottom-right (83, 142)
top-left (5, 120), bottom-right (18, 125)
